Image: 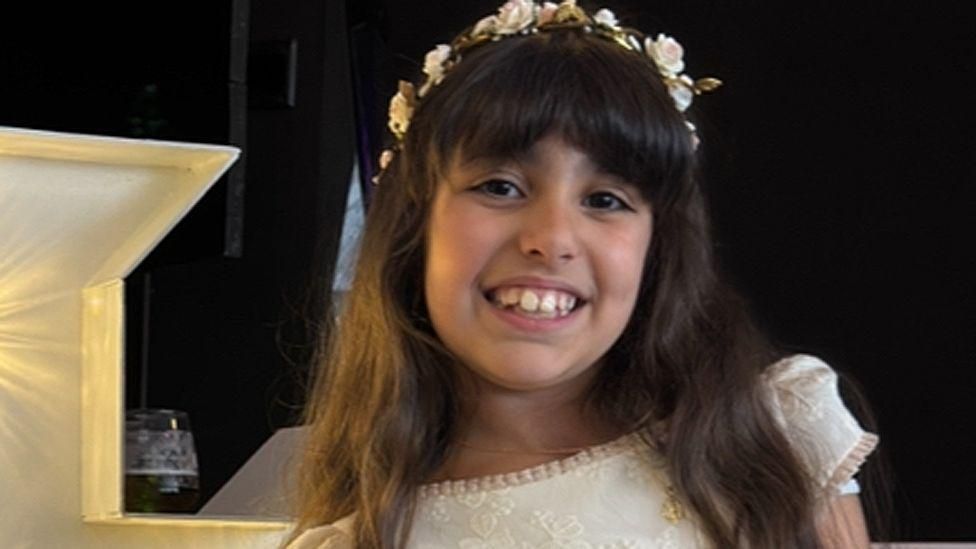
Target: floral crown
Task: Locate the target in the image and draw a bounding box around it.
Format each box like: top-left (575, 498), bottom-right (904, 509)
top-left (376, 0), bottom-right (721, 180)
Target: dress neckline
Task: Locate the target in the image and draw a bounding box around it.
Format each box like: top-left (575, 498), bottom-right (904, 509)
top-left (418, 431), bottom-right (646, 498)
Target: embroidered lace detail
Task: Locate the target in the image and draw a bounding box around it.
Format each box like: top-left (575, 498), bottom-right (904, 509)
top-left (827, 431), bottom-right (879, 495)
top-left (419, 433), bottom-right (644, 498)
top-left (531, 510), bottom-right (586, 541)
top-left (289, 355), bottom-right (877, 549)
top-left (764, 354), bottom-right (880, 495)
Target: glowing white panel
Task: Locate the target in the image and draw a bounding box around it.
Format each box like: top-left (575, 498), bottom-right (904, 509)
top-left (0, 127), bottom-right (286, 532)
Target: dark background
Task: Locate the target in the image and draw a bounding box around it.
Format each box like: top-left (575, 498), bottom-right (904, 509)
top-left (1, 0), bottom-right (971, 540)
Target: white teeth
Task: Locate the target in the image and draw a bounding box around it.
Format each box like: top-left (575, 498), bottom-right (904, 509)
top-left (519, 290), bottom-right (540, 312)
top-left (491, 286), bottom-right (580, 318)
top-left (500, 287), bottom-right (521, 306)
top-left (539, 291), bottom-right (557, 313)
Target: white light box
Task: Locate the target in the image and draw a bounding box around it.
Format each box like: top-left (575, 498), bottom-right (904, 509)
top-left (0, 126), bottom-right (286, 527)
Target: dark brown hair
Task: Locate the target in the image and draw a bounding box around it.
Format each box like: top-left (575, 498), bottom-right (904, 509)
top-left (294, 28), bottom-right (824, 548)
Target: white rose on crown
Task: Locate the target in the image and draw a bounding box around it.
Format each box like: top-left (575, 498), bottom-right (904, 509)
top-left (667, 75), bottom-right (695, 112)
top-left (388, 81), bottom-right (416, 139)
top-left (473, 15), bottom-right (498, 36)
top-left (495, 0), bottom-right (535, 34)
top-left (593, 8), bottom-right (619, 29)
top-left (646, 34), bottom-right (685, 76)
top-left (423, 44), bottom-right (451, 86)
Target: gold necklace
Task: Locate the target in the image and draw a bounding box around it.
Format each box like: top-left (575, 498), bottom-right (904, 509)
top-left (660, 485), bottom-right (686, 524)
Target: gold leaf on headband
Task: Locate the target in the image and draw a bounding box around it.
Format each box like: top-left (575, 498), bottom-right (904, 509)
top-left (694, 77), bottom-right (723, 93)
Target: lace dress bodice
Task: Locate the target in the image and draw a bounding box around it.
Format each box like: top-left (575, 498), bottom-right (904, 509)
top-left (288, 355), bottom-right (878, 548)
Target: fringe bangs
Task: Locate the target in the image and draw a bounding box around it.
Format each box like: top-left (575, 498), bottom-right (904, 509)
top-left (406, 31), bottom-right (694, 201)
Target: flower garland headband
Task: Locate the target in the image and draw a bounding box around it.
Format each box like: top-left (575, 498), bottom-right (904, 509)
top-left (376, 0), bottom-right (721, 179)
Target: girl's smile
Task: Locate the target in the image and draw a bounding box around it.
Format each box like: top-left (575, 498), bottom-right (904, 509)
top-left (425, 134), bottom-right (653, 392)
top-left (483, 277), bottom-right (584, 333)
top-left (486, 283), bottom-right (580, 320)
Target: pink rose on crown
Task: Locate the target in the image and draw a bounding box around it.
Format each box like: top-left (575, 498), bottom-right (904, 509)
top-left (646, 34), bottom-right (686, 76)
top-left (537, 2), bottom-right (559, 26)
top-left (495, 0), bottom-right (535, 34)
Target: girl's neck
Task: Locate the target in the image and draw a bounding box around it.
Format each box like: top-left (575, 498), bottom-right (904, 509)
top-left (433, 372), bottom-right (621, 481)
top-left (464, 389), bottom-right (613, 450)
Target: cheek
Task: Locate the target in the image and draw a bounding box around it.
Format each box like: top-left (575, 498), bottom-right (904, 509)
top-left (425, 223), bottom-right (455, 312)
top-left (424, 202), bottom-right (491, 313)
top-left (602, 222), bottom-right (653, 294)
top-left (427, 212), bottom-right (468, 279)
top-left (428, 197), bottom-right (504, 272)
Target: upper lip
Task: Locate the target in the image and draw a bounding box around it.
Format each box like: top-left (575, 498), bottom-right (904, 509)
top-left (483, 276), bottom-right (587, 300)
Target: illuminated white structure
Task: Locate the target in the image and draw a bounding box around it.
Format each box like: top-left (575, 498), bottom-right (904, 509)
top-left (0, 127), bottom-right (288, 546)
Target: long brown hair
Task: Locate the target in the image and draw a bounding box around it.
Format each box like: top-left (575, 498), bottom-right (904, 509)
top-left (293, 28), bottom-right (823, 548)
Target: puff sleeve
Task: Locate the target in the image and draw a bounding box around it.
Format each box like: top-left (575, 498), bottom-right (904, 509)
top-left (764, 355), bottom-right (879, 497)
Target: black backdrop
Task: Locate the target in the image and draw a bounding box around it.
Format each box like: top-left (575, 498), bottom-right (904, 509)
top-left (1, 0), bottom-right (972, 540)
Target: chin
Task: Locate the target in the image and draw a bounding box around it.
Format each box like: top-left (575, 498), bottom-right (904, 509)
top-left (462, 356), bottom-right (598, 394)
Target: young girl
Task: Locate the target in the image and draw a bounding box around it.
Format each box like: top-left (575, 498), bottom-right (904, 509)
top-left (288, 1), bottom-right (878, 547)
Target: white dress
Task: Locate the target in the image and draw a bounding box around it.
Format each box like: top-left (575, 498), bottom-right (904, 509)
top-left (288, 355), bottom-right (878, 548)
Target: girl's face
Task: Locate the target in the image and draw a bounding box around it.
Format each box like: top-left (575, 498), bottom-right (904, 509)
top-left (425, 134), bottom-right (653, 395)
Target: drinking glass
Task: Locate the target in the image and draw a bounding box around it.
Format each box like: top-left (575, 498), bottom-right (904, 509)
top-left (124, 408), bottom-right (200, 513)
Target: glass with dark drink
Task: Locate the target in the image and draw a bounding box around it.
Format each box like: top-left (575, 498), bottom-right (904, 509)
top-left (124, 409), bottom-right (200, 513)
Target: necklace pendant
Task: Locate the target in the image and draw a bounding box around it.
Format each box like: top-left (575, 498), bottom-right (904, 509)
top-left (660, 486), bottom-right (685, 524)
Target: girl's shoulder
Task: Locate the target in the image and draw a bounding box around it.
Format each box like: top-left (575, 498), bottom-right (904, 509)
top-left (762, 353), bottom-right (847, 408)
top-left (762, 354), bottom-right (878, 496)
top-left (285, 515), bottom-right (354, 549)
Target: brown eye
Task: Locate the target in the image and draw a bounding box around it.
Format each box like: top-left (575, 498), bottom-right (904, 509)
top-left (584, 192), bottom-right (631, 211)
top-left (476, 179), bottom-right (522, 198)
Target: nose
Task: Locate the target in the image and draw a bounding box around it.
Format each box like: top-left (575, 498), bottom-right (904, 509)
top-left (518, 198), bottom-right (580, 265)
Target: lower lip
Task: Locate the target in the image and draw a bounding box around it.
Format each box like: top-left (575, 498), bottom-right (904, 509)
top-left (484, 298), bottom-right (580, 332)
